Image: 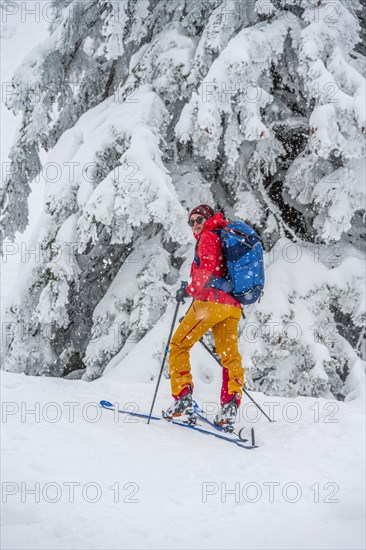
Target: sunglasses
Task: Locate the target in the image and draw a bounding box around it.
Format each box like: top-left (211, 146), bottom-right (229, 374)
top-left (188, 216), bottom-right (205, 227)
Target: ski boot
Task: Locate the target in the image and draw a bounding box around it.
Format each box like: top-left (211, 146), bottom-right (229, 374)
top-left (214, 396), bottom-right (240, 433)
top-left (163, 391), bottom-right (197, 424)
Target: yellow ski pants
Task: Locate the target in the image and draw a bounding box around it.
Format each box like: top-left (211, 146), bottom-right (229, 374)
top-left (169, 300), bottom-right (244, 403)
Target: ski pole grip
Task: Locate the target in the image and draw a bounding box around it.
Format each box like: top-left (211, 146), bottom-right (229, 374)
top-left (181, 280), bottom-right (188, 289)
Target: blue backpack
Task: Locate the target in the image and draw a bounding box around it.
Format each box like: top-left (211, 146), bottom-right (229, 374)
top-left (198, 220), bottom-right (265, 305)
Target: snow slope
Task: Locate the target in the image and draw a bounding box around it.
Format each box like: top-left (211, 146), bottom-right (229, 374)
top-left (1, 367), bottom-right (365, 550)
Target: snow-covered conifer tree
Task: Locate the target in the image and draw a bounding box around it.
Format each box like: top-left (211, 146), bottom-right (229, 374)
top-left (1, 0), bottom-right (365, 398)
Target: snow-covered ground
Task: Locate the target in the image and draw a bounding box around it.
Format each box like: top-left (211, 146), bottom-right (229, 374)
top-left (1, 366), bottom-right (365, 550)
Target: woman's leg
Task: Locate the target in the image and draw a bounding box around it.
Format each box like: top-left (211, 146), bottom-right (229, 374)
top-left (169, 301), bottom-right (240, 399)
top-left (211, 308), bottom-right (243, 405)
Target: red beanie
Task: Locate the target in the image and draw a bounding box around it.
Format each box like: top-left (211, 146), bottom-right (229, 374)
top-left (189, 204), bottom-right (215, 220)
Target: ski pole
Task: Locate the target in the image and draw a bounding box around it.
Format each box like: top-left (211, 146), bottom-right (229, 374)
top-left (198, 338), bottom-right (274, 423)
top-left (147, 281), bottom-right (188, 424)
top-left (241, 387), bottom-right (273, 422)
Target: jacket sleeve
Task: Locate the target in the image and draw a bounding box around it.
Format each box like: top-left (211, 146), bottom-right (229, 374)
top-left (186, 232), bottom-right (220, 297)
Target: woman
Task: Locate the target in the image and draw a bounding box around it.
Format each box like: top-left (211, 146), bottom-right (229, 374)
top-left (165, 204), bottom-right (244, 428)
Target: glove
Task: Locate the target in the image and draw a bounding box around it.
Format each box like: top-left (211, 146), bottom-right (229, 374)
top-left (176, 287), bottom-right (189, 303)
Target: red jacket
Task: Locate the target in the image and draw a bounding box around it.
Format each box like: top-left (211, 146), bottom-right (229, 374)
top-left (186, 213), bottom-right (241, 308)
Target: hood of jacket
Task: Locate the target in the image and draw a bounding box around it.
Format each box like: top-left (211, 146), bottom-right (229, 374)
top-left (193, 212), bottom-right (228, 239)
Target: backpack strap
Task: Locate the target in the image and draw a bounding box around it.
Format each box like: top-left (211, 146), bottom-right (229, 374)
top-left (193, 238), bottom-right (200, 267)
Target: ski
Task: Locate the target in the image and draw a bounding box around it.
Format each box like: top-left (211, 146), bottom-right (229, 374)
top-left (100, 400), bottom-right (161, 420)
top-left (163, 416), bottom-right (256, 449)
top-left (100, 400), bottom-right (257, 449)
top-left (193, 400), bottom-right (237, 433)
top-left (192, 400), bottom-right (254, 444)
